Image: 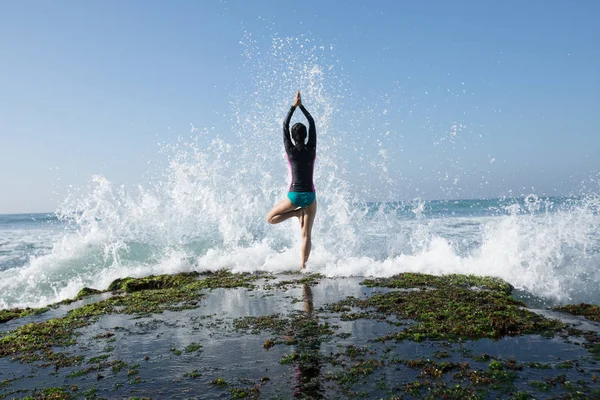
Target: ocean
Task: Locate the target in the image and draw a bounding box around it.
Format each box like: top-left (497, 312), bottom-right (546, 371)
top-left (1, 35), bottom-right (598, 312)
top-left (1, 194), bottom-right (599, 310)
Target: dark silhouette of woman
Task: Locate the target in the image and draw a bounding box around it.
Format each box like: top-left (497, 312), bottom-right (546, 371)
top-left (266, 91), bottom-right (317, 270)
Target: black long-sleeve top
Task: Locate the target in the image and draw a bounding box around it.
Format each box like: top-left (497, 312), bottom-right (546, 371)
top-left (283, 105), bottom-right (317, 192)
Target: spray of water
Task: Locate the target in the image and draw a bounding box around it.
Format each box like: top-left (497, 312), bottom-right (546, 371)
top-left (0, 34), bottom-right (599, 309)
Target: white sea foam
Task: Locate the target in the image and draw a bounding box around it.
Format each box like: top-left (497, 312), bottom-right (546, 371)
top-left (1, 193), bottom-right (598, 308)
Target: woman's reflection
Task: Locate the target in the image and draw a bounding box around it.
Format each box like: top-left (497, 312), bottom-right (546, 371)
top-left (292, 283), bottom-right (322, 399)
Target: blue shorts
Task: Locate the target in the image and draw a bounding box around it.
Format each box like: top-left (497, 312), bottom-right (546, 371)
top-left (287, 192), bottom-right (316, 208)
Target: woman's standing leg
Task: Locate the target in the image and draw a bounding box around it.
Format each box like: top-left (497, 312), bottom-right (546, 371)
top-left (300, 199), bottom-right (317, 269)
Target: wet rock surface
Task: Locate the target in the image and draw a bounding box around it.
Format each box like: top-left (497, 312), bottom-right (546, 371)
top-left (1, 272), bottom-right (599, 399)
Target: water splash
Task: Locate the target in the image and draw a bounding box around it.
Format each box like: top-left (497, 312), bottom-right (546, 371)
top-left (0, 34), bottom-right (599, 309)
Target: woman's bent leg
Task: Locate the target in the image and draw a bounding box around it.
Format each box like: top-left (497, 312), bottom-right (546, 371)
top-left (266, 198), bottom-right (300, 225)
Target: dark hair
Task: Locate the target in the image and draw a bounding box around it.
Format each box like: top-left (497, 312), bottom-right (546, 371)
top-left (291, 123), bottom-right (307, 151)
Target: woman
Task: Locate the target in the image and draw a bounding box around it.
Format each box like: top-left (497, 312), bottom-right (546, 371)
top-left (266, 91), bottom-right (317, 270)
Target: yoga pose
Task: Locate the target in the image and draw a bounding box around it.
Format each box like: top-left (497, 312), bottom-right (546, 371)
top-left (266, 91), bottom-right (317, 270)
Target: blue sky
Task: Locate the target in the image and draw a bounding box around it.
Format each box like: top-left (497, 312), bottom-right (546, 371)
top-left (1, 0), bottom-right (599, 213)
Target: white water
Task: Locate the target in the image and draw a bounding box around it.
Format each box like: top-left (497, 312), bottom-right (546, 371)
top-left (1, 34), bottom-right (599, 309)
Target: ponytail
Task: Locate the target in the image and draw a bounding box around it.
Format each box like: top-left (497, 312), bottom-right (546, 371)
top-left (291, 123), bottom-right (307, 151)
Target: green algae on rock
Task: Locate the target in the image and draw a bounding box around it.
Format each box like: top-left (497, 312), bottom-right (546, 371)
top-left (67, 286), bottom-right (203, 320)
top-left (65, 359), bottom-right (129, 379)
top-left (75, 287), bottom-right (102, 299)
top-left (553, 303), bottom-right (600, 323)
top-left (0, 307), bottom-right (50, 324)
top-left (211, 377), bottom-right (228, 386)
top-left (264, 273), bottom-right (324, 290)
top-left (363, 273), bottom-right (514, 295)
top-left (330, 274), bottom-right (565, 341)
top-left (107, 272), bottom-right (200, 292)
top-left (234, 313), bottom-right (335, 339)
top-left (105, 269), bottom-right (266, 295)
top-left (0, 271), bottom-right (266, 368)
top-left (352, 289), bottom-right (562, 340)
top-left (229, 385), bottom-right (261, 399)
top-left (183, 369), bottom-right (202, 378)
top-left (184, 270), bottom-right (270, 290)
top-left (184, 342), bottom-right (202, 353)
top-left (0, 314), bottom-right (90, 366)
top-left (0, 270), bottom-right (266, 325)
top-left (2, 272), bottom-right (599, 399)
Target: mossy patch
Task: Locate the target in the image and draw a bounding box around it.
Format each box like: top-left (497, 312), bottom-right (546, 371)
top-left (184, 369), bottom-right (202, 378)
top-left (528, 379), bottom-right (552, 391)
top-left (67, 286), bottom-right (202, 320)
top-left (234, 312), bottom-right (334, 339)
top-left (553, 303), bottom-right (600, 322)
top-left (0, 315), bottom-right (90, 366)
top-left (0, 307), bottom-right (50, 324)
top-left (0, 271), bottom-right (265, 368)
top-left (211, 377), bottom-right (227, 386)
top-left (0, 270), bottom-right (261, 324)
top-left (264, 273), bottom-right (324, 290)
top-left (21, 386), bottom-right (75, 400)
top-left (526, 362), bottom-right (552, 369)
top-left (184, 270), bottom-right (270, 290)
top-left (184, 342), bottom-right (202, 353)
top-left (234, 315), bottom-right (288, 335)
top-left (454, 367), bottom-right (519, 388)
top-left (229, 385), bottom-right (260, 399)
top-left (65, 359), bottom-right (128, 379)
top-left (362, 272), bottom-right (514, 296)
top-left (2, 271), bottom-right (599, 397)
top-left (75, 287), bottom-right (102, 300)
top-left (107, 272), bottom-right (200, 292)
top-left (87, 354), bottom-right (110, 364)
top-left (328, 358), bottom-right (381, 387)
top-left (405, 382), bottom-right (481, 400)
top-left (330, 284), bottom-right (565, 341)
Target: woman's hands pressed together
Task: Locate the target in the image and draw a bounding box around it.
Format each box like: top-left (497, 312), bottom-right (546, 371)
top-left (293, 90), bottom-right (302, 107)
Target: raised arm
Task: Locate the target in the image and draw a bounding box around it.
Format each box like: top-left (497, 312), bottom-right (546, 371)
top-left (283, 105), bottom-right (296, 151)
top-left (299, 105), bottom-right (316, 148)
